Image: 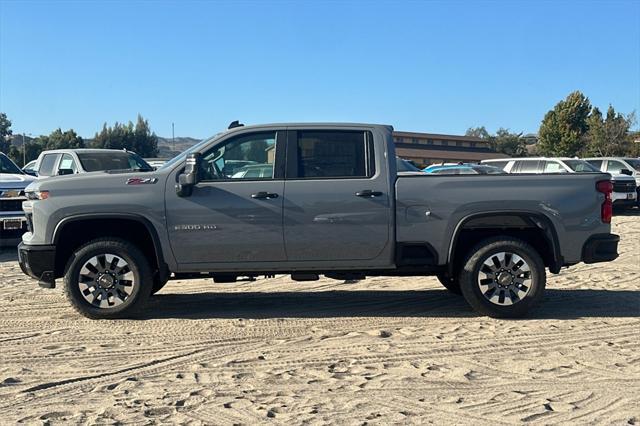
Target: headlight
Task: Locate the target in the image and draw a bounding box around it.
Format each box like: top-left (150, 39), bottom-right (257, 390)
top-left (26, 190), bottom-right (50, 200)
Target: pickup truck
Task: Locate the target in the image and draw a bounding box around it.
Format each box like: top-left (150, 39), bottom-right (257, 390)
top-left (1, 153), bottom-right (36, 247)
top-left (18, 123), bottom-right (620, 319)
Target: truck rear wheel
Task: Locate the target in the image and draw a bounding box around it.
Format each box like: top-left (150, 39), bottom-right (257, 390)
top-left (458, 237), bottom-right (546, 318)
top-left (436, 273), bottom-right (462, 295)
top-left (63, 238), bottom-right (152, 319)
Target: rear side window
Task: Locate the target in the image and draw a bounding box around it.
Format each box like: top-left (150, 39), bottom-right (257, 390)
top-left (587, 160), bottom-right (603, 170)
top-left (543, 161), bottom-right (565, 173)
top-left (294, 131), bottom-right (374, 178)
top-left (38, 154), bottom-right (60, 176)
top-left (514, 160), bottom-right (539, 173)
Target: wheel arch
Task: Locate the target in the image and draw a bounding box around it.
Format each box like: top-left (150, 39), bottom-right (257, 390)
top-left (52, 213), bottom-right (168, 281)
top-left (447, 211), bottom-right (563, 276)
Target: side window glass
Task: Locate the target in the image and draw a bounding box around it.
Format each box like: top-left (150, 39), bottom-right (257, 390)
top-left (587, 160), bottom-right (603, 170)
top-left (199, 132), bottom-right (276, 181)
top-left (38, 154), bottom-right (60, 176)
top-left (544, 161), bottom-right (564, 173)
top-left (295, 131), bottom-right (372, 178)
top-left (606, 160), bottom-right (625, 174)
top-left (517, 160), bottom-right (539, 173)
top-left (58, 154), bottom-right (77, 173)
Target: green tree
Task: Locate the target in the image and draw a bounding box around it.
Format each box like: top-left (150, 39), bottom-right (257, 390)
top-left (0, 112), bottom-right (12, 154)
top-left (490, 128), bottom-right (527, 157)
top-left (538, 91), bottom-right (592, 156)
top-left (584, 106), bottom-right (636, 156)
top-left (92, 115), bottom-right (158, 157)
top-left (36, 128), bottom-right (85, 150)
top-left (465, 126), bottom-right (491, 140)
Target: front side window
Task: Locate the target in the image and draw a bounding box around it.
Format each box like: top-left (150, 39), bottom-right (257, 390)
top-left (58, 153), bottom-right (77, 173)
top-left (586, 160), bottom-right (603, 170)
top-left (543, 161), bottom-right (566, 173)
top-left (606, 160), bottom-right (626, 174)
top-left (199, 132), bottom-right (276, 181)
top-left (38, 154), bottom-right (60, 176)
top-left (295, 131), bottom-right (372, 178)
top-left (564, 160), bottom-right (599, 173)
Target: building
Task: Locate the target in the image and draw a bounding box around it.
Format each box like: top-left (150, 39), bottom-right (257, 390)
top-left (393, 131), bottom-right (508, 167)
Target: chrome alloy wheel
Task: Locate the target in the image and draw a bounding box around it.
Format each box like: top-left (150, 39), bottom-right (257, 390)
top-left (78, 254), bottom-right (135, 308)
top-left (477, 251), bottom-right (532, 306)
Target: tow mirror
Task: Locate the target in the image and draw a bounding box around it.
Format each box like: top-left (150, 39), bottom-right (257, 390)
top-left (620, 168), bottom-right (632, 176)
top-left (176, 152), bottom-right (201, 197)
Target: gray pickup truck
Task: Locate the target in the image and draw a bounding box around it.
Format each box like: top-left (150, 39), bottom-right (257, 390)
top-left (18, 123), bottom-right (620, 319)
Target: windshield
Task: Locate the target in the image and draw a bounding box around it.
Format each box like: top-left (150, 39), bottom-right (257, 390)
top-left (623, 158), bottom-right (640, 171)
top-left (159, 133), bottom-right (224, 170)
top-left (77, 152), bottom-right (153, 172)
top-left (563, 160), bottom-right (599, 173)
top-left (0, 153), bottom-right (23, 174)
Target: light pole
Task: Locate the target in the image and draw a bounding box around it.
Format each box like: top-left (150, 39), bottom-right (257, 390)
top-left (172, 122), bottom-right (175, 153)
top-left (21, 133), bottom-right (33, 166)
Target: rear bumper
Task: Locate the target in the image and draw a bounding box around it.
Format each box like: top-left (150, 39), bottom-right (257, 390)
top-left (582, 234), bottom-right (619, 264)
top-left (17, 242), bottom-right (56, 288)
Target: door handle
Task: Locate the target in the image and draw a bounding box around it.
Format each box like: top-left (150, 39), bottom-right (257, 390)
top-left (251, 191), bottom-right (279, 199)
top-left (355, 190), bottom-right (383, 197)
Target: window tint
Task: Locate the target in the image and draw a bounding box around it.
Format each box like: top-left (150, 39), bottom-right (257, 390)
top-left (606, 160), bottom-right (626, 174)
top-left (199, 132), bottom-right (276, 181)
top-left (586, 160), bottom-right (603, 170)
top-left (0, 153), bottom-right (22, 174)
top-left (38, 154), bottom-right (60, 176)
top-left (564, 160), bottom-right (598, 173)
top-left (515, 160), bottom-right (539, 173)
top-left (295, 131), bottom-right (372, 178)
top-left (484, 160), bottom-right (508, 170)
top-left (78, 152), bottom-right (152, 172)
top-left (58, 154), bottom-right (77, 173)
top-left (543, 161), bottom-right (566, 173)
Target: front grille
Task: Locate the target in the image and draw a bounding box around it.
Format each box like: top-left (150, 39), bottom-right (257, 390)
top-left (0, 199), bottom-right (24, 212)
top-left (613, 182), bottom-right (636, 192)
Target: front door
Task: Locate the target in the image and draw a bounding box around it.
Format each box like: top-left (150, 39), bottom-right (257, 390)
top-left (166, 130), bottom-right (286, 265)
top-left (282, 129), bottom-right (392, 265)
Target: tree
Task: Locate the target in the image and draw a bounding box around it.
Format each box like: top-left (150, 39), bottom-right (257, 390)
top-left (0, 112), bottom-right (12, 154)
top-left (584, 106), bottom-right (636, 156)
top-left (537, 91), bottom-right (592, 156)
top-left (465, 126), bottom-right (490, 140)
top-left (490, 128), bottom-right (527, 157)
top-left (92, 115), bottom-right (158, 157)
top-left (36, 128), bottom-right (85, 150)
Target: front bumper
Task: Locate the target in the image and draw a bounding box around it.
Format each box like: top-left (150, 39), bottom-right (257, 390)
top-left (17, 242), bottom-right (56, 288)
top-left (582, 234), bottom-right (620, 264)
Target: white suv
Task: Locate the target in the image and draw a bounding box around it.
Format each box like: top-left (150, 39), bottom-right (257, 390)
top-left (482, 157), bottom-right (637, 208)
top-left (584, 158), bottom-right (640, 207)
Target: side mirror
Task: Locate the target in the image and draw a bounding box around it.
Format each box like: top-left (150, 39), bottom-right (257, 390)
top-left (620, 168), bottom-right (633, 176)
top-left (58, 168), bottom-right (74, 176)
top-left (23, 169), bottom-right (38, 177)
top-left (176, 152), bottom-right (201, 197)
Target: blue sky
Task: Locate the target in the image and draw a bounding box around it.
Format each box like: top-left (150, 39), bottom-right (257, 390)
top-left (1, 0), bottom-right (639, 139)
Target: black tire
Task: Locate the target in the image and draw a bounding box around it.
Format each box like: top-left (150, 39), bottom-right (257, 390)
top-left (436, 273), bottom-right (462, 295)
top-left (63, 238), bottom-right (153, 319)
top-left (458, 237), bottom-right (546, 318)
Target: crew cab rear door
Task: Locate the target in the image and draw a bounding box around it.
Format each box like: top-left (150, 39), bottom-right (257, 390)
top-left (282, 128), bottom-right (393, 266)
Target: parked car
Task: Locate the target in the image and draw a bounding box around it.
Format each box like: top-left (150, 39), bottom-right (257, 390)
top-left (19, 123), bottom-right (619, 319)
top-left (0, 153), bottom-right (36, 247)
top-left (584, 157), bottom-right (640, 207)
top-left (396, 157), bottom-right (426, 175)
top-left (22, 160), bottom-right (38, 176)
top-left (424, 163), bottom-right (505, 175)
top-left (29, 149), bottom-right (153, 177)
top-left (231, 164), bottom-right (274, 179)
top-left (143, 158), bottom-right (169, 169)
top-left (482, 157), bottom-right (637, 208)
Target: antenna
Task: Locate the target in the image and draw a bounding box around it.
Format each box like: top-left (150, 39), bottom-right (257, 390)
top-left (228, 120), bottom-right (244, 129)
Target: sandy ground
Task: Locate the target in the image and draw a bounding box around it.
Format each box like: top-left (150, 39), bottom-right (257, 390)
top-left (0, 213), bottom-right (638, 425)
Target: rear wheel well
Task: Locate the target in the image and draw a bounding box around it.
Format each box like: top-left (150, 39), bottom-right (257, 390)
top-left (449, 214), bottom-right (560, 276)
top-left (54, 218), bottom-right (162, 278)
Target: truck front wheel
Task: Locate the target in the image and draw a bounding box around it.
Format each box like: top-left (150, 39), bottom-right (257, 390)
top-left (63, 238), bottom-right (153, 319)
top-left (458, 237), bottom-right (546, 318)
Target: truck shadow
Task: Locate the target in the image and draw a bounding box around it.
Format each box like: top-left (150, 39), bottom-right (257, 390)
top-left (144, 288), bottom-right (640, 320)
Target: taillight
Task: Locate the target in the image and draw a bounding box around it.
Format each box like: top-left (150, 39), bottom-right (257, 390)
top-left (596, 180), bottom-right (613, 223)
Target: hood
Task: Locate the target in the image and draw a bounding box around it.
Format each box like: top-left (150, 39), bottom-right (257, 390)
top-left (0, 173), bottom-right (37, 189)
top-left (28, 169), bottom-right (165, 195)
top-left (610, 174), bottom-right (636, 183)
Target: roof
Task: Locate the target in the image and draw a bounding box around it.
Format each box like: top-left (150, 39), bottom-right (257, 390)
top-left (393, 130), bottom-right (486, 143)
top-left (39, 149), bottom-right (134, 154)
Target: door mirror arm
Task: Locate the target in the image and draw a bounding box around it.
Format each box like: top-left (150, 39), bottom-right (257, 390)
top-left (176, 153), bottom-right (201, 197)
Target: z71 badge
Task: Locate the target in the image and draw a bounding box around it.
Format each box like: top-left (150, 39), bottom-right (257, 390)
top-left (126, 177), bottom-right (158, 185)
